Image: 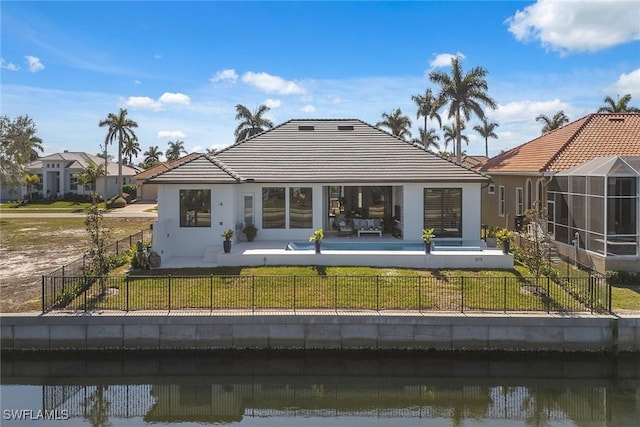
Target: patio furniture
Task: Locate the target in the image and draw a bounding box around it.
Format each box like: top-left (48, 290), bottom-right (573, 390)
top-left (353, 218), bottom-right (383, 237)
top-left (358, 229), bottom-right (382, 237)
top-left (337, 218), bottom-right (353, 236)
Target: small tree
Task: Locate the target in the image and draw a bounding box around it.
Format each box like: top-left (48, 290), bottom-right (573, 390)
top-left (84, 195), bottom-right (111, 293)
top-left (520, 201), bottom-right (552, 279)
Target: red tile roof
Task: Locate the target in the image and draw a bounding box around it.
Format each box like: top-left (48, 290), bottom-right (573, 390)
top-left (479, 113), bottom-right (640, 173)
top-left (134, 152), bottom-right (200, 180)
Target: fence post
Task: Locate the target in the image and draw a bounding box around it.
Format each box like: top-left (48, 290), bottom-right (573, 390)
top-left (546, 276), bottom-right (550, 313)
top-left (335, 276), bottom-right (338, 312)
top-left (41, 276), bottom-right (45, 313)
top-left (503, 277), bottom-right (507, 313)
top-left (608, 276), bottom-right (612, 313)
top-left (418, 276), bottom-right (421, 313)
top-left (168, 274), bottom-right (171, 312)
top-left (589, 275), bottom-right (594, 314)
top-left (461, 277), bottom-right (465, 313)
top-left (376, 276), bottom-right (380, 312)
top-left (126, 275), bottom-right (130, 312)
top-left (84, 280), bottom-right (87, 312)
top-left (293, 275), bottom-right (296, 312)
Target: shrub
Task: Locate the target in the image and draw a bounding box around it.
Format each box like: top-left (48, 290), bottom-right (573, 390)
top-left (122, 184), bottom-right (137, 200)
top-left (110, 196), bottom-right (127, 208)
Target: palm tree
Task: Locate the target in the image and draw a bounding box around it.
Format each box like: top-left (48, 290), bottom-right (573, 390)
top-left (77, 163), bottom-right (105, 193)
top-left (122, 136), bottom-right (140, 165)
top-left (165, 140), bottom-right (187, 161)
top-left (598, 94), bottom-right (640, 113)
top-left (98, 109), bottom-right (138, 199)
top-left (143, 146), bottom-right (162, 168)
top-left (234, 104), bottom-right (274, 142)
top-left (443, 123), bottom-right (468, 157)
top-left (376, 108), bottom-right (412, 140)
top-left (429, 57), bottom-right (497, 162)
top-left (411, 128), bottom-right (440, 151)
top-left (473, 118), bottom-right (499, 157)
top-left (536, 111), bottom-right (569, 134)
top-left (411, 88), bottom-right (442, 146)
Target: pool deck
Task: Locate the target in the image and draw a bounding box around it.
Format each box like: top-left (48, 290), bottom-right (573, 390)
top-left (160, 237), bottom-right (514, 270)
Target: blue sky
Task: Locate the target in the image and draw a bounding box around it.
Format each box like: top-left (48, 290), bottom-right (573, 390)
top-left (2, 1), bottom-right (639, 161)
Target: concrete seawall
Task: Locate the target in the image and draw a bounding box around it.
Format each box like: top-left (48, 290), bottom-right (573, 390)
top-left (1, 311), bottom-right (639, 352)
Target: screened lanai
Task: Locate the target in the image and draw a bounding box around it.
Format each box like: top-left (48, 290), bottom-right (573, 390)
top-left (548, 156), bottom-right (640, 257)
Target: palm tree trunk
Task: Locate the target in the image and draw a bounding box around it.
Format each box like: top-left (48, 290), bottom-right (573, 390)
top-left (485, 137), bottom-right (489, 158)
top-left (455, 111), bottom-right (462, 162)
top-left (104, 146), bottom-right (108, 202)
top-left (118, 140), bottom-right (123, 197)
top-left (423, 115), bottom-right (427, 150)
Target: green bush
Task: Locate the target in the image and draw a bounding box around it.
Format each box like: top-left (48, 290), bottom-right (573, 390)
top-left (607, 271), bottom-right (640, 287)
top-left (122, 184), bottom-right (137, 200)
top-left (110, 196), bottom-right (127, 208)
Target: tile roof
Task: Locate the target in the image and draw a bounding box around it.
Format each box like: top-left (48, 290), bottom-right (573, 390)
top-left (479, 113), bottom-right (640, 173)
top-left (134, 152), bottom-right (200, 180)
top-left (29, 151), bottom-right (139, 176)
top-left (146, 119), bottom-right (488, 184)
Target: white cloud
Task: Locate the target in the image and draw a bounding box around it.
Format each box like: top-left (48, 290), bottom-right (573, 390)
top-left (133, 80), bottom-right (141, 85)
top-left (124, 96), bottom-right (162, 110)
top-left (157, 130), bottom-right (186, 140)
top-left (301, 104), bottom-right (315, 113)
top-left (606, 68), bottom-right (640, 98)
top-left (158, 92), bottom-right (191, 105)
top-left (241, 71), bottom-right (306, 95)
top-left (506, 0), bottom-right (640, 54)
top-left (495, 99), bottom-right (573, 123)
top-left (25, 55), bottom-right (44, 72)
top-left (265, 99), bottom-right (282, 108)
top-left (124, 92), bottom-right (190, 110)
top-left (429, 52), bottom-right (465, 69)
top-left (210, 68), bottom-right (238, 84)
top-left (1, 58), bottom-right (19, 71)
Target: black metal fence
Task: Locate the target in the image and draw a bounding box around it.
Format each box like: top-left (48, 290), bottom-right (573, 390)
top-left (42, 274), bottom-right (611, 314)
top-left (45, 228), bottom-right (152, 278)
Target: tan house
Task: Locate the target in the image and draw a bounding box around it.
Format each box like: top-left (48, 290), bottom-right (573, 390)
top-left (133, 153), bottom-right (200, 201)
top-left (479, 113), bottom-right (640, 272)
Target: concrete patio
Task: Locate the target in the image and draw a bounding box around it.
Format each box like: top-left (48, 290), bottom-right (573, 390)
top-left (158, 237), bottom-right (514, 270)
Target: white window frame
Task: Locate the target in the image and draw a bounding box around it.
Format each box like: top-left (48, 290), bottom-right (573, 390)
top-left (516, 187), bottom-right (524, 216)
top-left (488, 184), bottom-right (495, 195)
top-left (498, 185), bottom-right (505, 217)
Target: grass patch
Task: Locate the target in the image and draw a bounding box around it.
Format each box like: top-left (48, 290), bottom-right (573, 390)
top-left (0, 200), bottom-right (107, 213)
top-left (67, 266), bottom-right (598, 313)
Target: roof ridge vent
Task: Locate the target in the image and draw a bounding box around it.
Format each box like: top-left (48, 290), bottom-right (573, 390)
top-left (298, 125), bottom-right (315, 131)
top-left (609, 117), bottom-right (625, 122)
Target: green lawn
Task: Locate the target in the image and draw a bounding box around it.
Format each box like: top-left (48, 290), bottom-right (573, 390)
top-left (54, 265), bottom-right (607, 313)
top-left (0, 200), bottom-right (105, 213)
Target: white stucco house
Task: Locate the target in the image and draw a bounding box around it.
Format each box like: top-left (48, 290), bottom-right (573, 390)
top-left (144, 119), bottom-right (500, 268)
top-left (1, 151), bottom-right (140, 201)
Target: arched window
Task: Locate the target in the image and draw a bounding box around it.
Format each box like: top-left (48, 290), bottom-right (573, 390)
top-left (526, 179), bottom-right (533, 210)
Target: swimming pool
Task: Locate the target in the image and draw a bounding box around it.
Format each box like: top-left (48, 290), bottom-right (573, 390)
top-left (286, 241), bottom-right (484, 252)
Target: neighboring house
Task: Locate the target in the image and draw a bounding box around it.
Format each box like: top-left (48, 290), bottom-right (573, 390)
top-left (2, 150), bottom-right (140, 201)
top-left (478, 113), bottom-right (640, 272)
top-left (133, 153), bottom-right (199, 202)
top-left (145, 119), bottom-right (489, 262)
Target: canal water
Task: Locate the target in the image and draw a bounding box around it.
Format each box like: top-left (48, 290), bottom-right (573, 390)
top-left (1, 350), bottom-right (638, 426)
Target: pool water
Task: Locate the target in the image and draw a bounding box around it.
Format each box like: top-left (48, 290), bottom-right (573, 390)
top-left (287, 241), bottom-right (483, 252)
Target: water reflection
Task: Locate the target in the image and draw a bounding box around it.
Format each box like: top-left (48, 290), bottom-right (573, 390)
top-left (1, 351), bottom-right (639, 426)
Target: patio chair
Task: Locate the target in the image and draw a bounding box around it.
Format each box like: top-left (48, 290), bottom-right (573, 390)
top-left (337, 219), bottom-right (353, 236)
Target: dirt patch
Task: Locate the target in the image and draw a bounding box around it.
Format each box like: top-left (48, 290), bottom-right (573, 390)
top-left (0, 217), bottom-right (154, 312)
